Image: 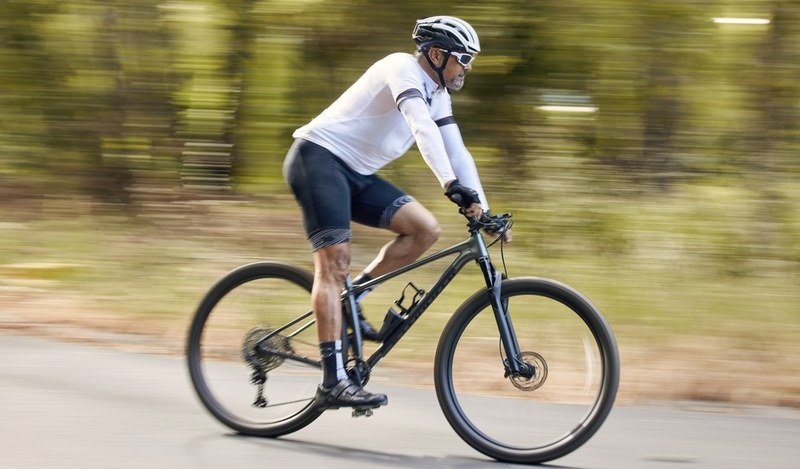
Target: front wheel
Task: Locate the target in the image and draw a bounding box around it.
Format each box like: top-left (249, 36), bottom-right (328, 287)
top-left (435, 277), bottom-right (620, 464)
top-left (186, 262), bottom-right (325, 437)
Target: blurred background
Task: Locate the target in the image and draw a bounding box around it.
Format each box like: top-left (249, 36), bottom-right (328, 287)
top-left (1, 0), bottom-right (798, 407)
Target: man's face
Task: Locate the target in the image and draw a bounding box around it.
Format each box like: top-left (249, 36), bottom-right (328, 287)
top-left (433, 49), bottom-right (474, 91)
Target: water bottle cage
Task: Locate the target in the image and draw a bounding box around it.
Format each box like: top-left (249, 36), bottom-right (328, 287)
top-left (393, 282), bottom-right (426, 315)
top-left (377, 282), bottom-right (426, 340)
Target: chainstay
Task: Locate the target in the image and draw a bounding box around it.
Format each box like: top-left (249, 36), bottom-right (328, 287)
top-left (262, 396), bottom-right (316, 408)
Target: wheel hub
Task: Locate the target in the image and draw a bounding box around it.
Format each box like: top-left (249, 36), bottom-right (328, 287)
top-left (510, 351), bottom-right (548, 391)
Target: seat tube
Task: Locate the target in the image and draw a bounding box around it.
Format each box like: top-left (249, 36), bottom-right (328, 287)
top-left (343, 275), bottom-right (363, 361)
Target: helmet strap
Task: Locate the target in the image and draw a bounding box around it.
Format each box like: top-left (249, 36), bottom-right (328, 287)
top-left (423, 47), bottom-right (451, 90)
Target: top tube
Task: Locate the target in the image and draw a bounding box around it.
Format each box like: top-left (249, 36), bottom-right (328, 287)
top-left (346, 211), bottom-right (511, 297)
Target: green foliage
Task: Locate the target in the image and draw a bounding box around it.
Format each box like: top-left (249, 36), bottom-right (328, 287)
top-left (1, 1), bottom-right (798, 306)
top-left (2, 0), bottom-right (798, 187)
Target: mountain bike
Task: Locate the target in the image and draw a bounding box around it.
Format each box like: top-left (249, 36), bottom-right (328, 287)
top-left (186, 210), bottom-right (620, 464)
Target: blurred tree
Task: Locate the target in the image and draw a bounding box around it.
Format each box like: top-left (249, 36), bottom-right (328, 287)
top-left (587, 1), bottom-right (719, 190)
top-left (0, 0), bottom-right (66, 181)
top-left (749, 2), bottom-right (799, 172)
top-left (741, 2), bottom-right (800, 262)
top-left (91, 0), bottom-right (183, 206)
top-left (0, 0), bottom-right (798, 205)
top-left (221, 0), bottom-right (259, 186)
top-left (0, 1), bottom-right (184, 206)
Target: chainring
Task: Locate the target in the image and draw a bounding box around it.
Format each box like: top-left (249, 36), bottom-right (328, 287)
top-left (241, 326), bottom-right (292, 372)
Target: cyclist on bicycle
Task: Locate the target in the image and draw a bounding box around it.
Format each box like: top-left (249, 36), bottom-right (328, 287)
top-left (284, 15), bottom-right (510, 409)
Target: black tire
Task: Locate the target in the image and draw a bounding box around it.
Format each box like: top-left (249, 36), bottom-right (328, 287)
top-left (186, 261), bottom-right (325, 437)
top-left (434, 277), bottom-right (620, 464)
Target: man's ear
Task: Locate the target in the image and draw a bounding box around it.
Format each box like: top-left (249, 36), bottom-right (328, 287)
top-left (428, 48), bottom-right (442, 67)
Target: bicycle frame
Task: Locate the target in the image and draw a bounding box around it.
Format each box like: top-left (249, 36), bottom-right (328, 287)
top-left (255, 218), bottom-right (528, 382)
top-left (189, 210), bottom-right (619, 461)
top-left (343, 218), bottom-right (528, 380)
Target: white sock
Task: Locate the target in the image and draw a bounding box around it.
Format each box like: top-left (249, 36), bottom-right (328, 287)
top-left (334, 340), bottom-right (347, 381)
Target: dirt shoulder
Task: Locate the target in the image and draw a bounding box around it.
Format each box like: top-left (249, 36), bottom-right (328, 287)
top-left (2, 286), bottom-right (798, 409)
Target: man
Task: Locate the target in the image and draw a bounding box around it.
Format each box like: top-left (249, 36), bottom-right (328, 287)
top-left (284, 15), bottom-right (509, 409)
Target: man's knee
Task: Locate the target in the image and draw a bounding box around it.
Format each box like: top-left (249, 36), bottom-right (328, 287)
top-left (314, 243), bottom-right (351, 282)
top-left (419, 219), bottom-right (441, 247)
top-left (391, 202), bottom-right (440, 246)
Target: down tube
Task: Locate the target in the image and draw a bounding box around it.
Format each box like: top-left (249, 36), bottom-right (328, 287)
top-left (365, 245), bottom-right (478, 369)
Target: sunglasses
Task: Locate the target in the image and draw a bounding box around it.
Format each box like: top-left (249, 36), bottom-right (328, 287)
top-left (438, 49), bottom-right (475, 67)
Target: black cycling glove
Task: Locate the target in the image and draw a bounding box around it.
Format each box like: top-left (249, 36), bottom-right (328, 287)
top-left (444, 179), bottom-right (481, 209)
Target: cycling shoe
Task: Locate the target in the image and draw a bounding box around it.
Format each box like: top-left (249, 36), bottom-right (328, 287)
top-left (316, 378), bottom-right (388, 409)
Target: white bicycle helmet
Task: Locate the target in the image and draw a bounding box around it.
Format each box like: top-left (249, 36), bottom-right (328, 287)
top-left (412, 16), bottom-right (481, 54)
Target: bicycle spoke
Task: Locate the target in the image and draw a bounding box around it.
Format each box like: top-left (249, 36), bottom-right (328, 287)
top-left (187, 263), bottom-right (325, 436)
top-left (436, 278), bottom-right (619, 464)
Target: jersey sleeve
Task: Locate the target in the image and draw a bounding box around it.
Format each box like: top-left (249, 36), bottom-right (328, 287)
top-left (382, 55), bottom-right (456, 187)
top-left (398, 97), bottom-right (457, 187)
top-left (439, 121), bottom-right (490, 210)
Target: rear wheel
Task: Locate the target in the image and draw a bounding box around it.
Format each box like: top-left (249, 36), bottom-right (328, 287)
top-left (435, 277), bottom-right (620, 464)
top-left (186, 262), bottom-right (324, 437)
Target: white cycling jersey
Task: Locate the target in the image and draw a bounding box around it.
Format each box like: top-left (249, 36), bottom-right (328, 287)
top-left (293, 52), bottom-right (489, 209)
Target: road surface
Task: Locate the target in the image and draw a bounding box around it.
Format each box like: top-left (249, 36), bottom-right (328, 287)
top-left (1, 334), bottom-right (797, 468)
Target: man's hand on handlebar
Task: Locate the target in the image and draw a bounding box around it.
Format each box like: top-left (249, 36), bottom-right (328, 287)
top-left (444, 180), bottom-right (481, 212)
top-left (481, 211), bottom-right (513, 244)
top-left (445, 180), bottom-right (512, 243)
top-left (462, 201), bottom-right (483, 219)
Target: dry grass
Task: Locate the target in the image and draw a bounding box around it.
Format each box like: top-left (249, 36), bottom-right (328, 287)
top-left (1, 194), bottom-right (799, 408)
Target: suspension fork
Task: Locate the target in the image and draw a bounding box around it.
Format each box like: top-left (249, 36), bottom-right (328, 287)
top-left (476, 249), bottom-right (533, 379)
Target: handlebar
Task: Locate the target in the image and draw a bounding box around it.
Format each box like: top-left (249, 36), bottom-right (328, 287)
top-left (468, 211), bottom-right (513, 236)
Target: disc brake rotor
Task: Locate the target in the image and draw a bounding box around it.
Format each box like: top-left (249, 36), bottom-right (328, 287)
top-left (510, 351), bottom-right (548, 391)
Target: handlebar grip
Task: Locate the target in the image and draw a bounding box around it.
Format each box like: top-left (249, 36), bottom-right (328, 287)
top-left (447, 192), bottom-right (465, 207)
top-left (445, 181), bottom-right (480, 209)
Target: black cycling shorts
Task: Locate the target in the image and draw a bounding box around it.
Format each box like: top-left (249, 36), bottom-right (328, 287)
top-left (284, 139), bottom-right (414, 251)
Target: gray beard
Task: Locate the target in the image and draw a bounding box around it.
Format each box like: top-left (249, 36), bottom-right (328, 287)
top-left (447, 75), bottom-right (465, 91)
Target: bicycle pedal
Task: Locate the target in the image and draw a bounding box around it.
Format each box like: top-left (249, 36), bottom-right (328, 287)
top-left (351, 407), bottom-right (374, 418)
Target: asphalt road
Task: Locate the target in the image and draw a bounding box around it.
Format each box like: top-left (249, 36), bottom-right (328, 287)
top-left (1, 334), bottom-right (797, 468)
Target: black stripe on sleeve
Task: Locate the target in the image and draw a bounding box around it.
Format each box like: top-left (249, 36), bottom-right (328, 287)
top-left (396, 89), bottom-right (424, 108)
top-left (434, 116), bottom-right (456, 127)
